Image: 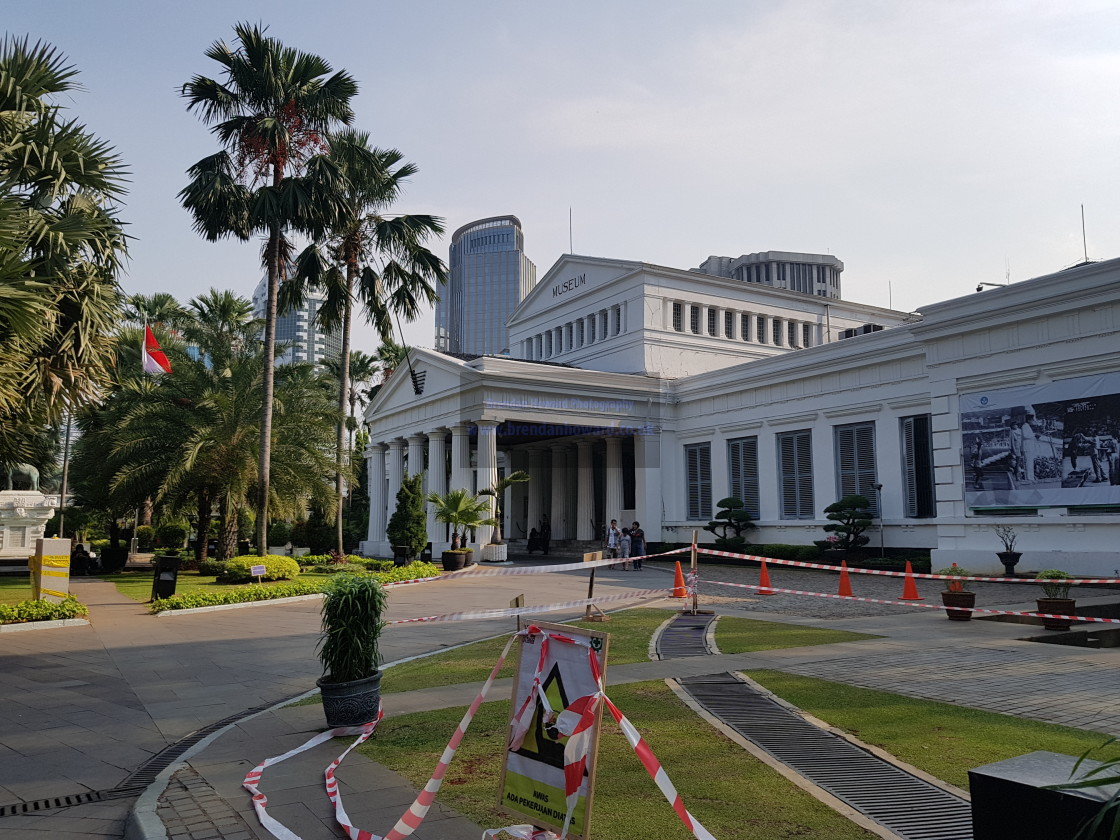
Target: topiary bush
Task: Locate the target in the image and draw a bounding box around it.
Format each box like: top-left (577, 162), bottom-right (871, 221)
top-left (219, 555), bottom-right (301, 583)
top-left (135, 525), bottom-right (155, 552)
top-left (819, 495), bottom-right (873, 550)
top-left (704, 497), bottom-right (756, 549)
top-left (156, 522), bottom-right (188, 549)
top-left (0, 596), bottom-right (88, 624)
top-left (387, 473), bottom-right (427, 559)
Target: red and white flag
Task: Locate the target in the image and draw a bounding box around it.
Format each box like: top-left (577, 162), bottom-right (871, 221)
top-left (142, 325), bottom-right (172, 375)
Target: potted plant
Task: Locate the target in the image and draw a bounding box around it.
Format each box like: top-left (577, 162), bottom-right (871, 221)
top-left (386, 474), bottom-right (427, 566)
top-left (937, 563), bottom-right (975, 620)
top-left (993, 525), bottom-right (1022, 576)
top-left (427, 488), bottom-right (496, 571)
top-left (478, 470), bottom-right (530, 562)
top-left (316, 573), bottom-right (387, 727)
top-left (1036, 569), bottom-right (1076, 631)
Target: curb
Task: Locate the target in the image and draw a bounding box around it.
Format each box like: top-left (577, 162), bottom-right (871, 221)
top-left (0, 618), bottom-right (90, 633)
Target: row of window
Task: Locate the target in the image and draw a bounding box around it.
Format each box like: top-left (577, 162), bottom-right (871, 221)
top-left (684, 417), bottom-right (936, 521)
top-left (732, 262), bottom-right (837, 296)
top-left (670, 301), bottom-right (816, 348)
top-left (524, 304), bottom-right (625, 360)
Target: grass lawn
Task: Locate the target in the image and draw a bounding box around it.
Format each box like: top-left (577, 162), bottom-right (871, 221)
top-left (0, 574), bottom-right (32, 605)
top-left (362, 681), bottom-right (878, 840)
top-left (382, 608), bottom-right (879, 695)
top-left (100, 570), bottom-right (336, 602)
top-left (746, 670), bottom-right (1118, 788)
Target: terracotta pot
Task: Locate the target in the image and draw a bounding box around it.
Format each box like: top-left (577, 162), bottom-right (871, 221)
top-left (1036, 598), bottom-right (1076, 631)
top-left (941, 590), bottom-right (976, 621)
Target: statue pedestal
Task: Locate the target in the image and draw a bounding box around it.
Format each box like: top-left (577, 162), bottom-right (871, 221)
top-left (0, 491), bottom-right (60, 561)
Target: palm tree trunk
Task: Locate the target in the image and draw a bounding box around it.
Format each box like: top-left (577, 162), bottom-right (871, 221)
top-left (217, 494), bottom-right (239, 561)
top-left (335, 258), bottom-right (355, 555)
top-left (256, 211), bottom-right (281, 556)
top-left (194, 487), bottom-right (212, 563)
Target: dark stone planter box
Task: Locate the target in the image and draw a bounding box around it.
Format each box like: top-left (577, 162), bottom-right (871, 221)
top-left (441, 551), bottom-right (469, 571)
top-left (317, 672), bottom-right (382, 728)
top-left (941, 589), bottom-right (976, 621)
top-left (1037, 598), bottom-right (1077, 631)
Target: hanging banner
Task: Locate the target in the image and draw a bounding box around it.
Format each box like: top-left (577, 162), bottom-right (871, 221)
top-left (961, 372), bottom-right (1120, 509)
top-left (498, 621), bottom-right (609, 839)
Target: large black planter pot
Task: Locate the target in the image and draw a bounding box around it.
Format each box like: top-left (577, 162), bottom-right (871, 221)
top-left (941, 590), bottom-right (976, 621)
top-left (1037, 598), bottom-right (1076, 631)
top-left (997, 551), bottom-right (1022, 577)
top-left (441, 550), bottom-right (467, 572)
top-left (317, 672), bottom-right (382, 728)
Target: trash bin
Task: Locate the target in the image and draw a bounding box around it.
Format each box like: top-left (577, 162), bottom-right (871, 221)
top-left (419, 542), bottom-right (433, 564)
top-left (151, 553), bottom-right (181, 600)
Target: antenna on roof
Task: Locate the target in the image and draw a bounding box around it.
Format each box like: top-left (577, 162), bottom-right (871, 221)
top-left (569, 207), bottom-right (573, 254)
top-left (1005, 256), bottom-right (1010, 285)
top-left (1081, 203), bottom-right (1089, 263)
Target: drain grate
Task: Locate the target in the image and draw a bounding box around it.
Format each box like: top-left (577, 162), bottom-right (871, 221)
top-left (680, 673), bottom-right (973, 840)
top-left (0, 697), bottom-right (281, 818)
top-left (656, 613), bottom-right (714, 659)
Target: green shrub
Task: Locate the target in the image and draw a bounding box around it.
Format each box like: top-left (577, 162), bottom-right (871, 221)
top-left (269, 521), bottom-right (292, 545)
top-left (387, 473), bottom-right (427, 558)
top-left (198, 557), bottom-right (227, 577)
top-left (135, 525), bottom-right (155, 551)
top-left (376, 561), bottom-right (440, 582)
top-left (0, 596), bottom-right (88, 624)
top-left (90, 538), bottom-right (110, 551)
top-left (150, 581), bottom-right (325, 613)
top-left (156, 522), bottom-right (188, 548)
top-left (220, 555), bottom-right (301, 583)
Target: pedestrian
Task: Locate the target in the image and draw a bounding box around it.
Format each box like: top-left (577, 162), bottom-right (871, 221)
top-left (605, 519), bottom-right (621, 567)
top-left (630, 521), bottom-right (645, 570)
top-left (619, 528), bottom-right (632, 570)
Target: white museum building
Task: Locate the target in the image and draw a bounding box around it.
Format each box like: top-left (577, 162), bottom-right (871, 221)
top-left (360, 252), bottom-right (1120, 575)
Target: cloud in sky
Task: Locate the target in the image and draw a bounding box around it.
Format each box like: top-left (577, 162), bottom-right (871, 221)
top-left (7, 0), bottom-right (1120, 348)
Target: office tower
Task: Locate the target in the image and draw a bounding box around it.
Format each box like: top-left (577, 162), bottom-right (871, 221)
top-left (435, 215), bottom-right (536, 355)
top-left (252, 275), bottom-right (342, 366)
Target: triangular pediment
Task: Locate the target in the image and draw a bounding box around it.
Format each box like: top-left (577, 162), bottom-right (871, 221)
top-left (509, 254), bottom-right (643, 325)
top-left (364, 347), bottom-right (478, 421)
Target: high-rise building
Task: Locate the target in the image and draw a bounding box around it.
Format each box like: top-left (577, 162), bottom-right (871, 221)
top-left (695, 251), bottom-right (843, 299)
top-left (435, 215), bottom-right (536, 355)
top-left (251, 275), bottom-right (342, 366)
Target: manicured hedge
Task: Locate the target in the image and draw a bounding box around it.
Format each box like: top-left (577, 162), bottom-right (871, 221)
top-left (220, 555), bottom-right (301, 583)
top-left (149, 562), bottom-right (442, 613)
top-left (0, 596), bottom-right (88, 624)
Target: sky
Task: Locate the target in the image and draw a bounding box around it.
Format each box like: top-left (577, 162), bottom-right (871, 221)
top-left (9, 0), bottom-right (1120, 353)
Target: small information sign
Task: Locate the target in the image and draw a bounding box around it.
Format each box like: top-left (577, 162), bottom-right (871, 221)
top-left (250, 564), bottom-right (266, 578)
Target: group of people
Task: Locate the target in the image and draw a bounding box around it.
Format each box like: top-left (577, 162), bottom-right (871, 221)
top-left (604, 519), bottom-right (645, 570)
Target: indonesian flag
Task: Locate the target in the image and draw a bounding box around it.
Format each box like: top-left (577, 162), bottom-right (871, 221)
top-left (142, 325), bottom-right (172, 375)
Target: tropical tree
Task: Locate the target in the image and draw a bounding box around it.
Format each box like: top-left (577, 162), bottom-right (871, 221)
top-left (182, 288), bottom-right (260, 366)
top-left (288, 131), bottom-right (446, 554)
top-left (0, 37), bottom-right (128, 467)
top-left (478, 470), bottom-right (530, 544)
top-left (426, 488), bottom-right (495, 550)
top-left (179, 22), bottom-right (357, 554)
top-left (123, 293), bottom-right (189, 329)
top-left (375, 339), bottom-right (408, 383)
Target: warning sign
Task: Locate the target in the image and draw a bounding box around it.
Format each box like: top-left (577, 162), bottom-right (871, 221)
top-left (498, 620), bottom-right (609, 839)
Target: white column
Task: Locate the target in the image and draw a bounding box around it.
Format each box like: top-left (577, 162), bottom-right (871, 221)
top-left (604, 436), bottom-right (624, 526)
top-left (576, 440), bottom-right (595, 540)
top-left (427, 430), bottom-right (448, 549)
top-left (450, 423), bottom-right (471, 493)
top-left (476, 420), bottom-right (499, 545)
top-left (407, 434), bottom-right (426, 479)
top-left (526, 447), bottom-right (545, 533)
top-left (386, 439), bottom-right (405, 533)
top-left (634, 429), bottom-right (662, 542)
top-left (550, 444), bottom-right (569, 540)
top-left (508, 449), bottom-right (528, 542)
top-left (364, 443), bottom-right (387, 552)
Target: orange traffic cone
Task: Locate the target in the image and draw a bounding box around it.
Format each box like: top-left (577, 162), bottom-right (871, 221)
top-left (758, 560), bottom-right (774, 595)
top-left (672, 561), bottom-right (687, 598)
top-left (838, 560), bottom-right (853, 597)
top-left (899, 560), bottom-right (924, 601)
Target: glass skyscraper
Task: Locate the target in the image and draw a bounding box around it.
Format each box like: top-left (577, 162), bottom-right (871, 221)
top-left (252, 274), bottom-right (343, 367)
top-left (435, 215), bottom-right (536, 355)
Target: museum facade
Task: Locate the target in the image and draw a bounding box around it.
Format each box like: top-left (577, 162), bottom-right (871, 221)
top-left (361, 253), bottom-right (1120, 575)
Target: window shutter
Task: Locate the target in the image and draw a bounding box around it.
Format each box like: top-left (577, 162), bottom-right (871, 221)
top-left (779, 430), bottom-right (813, 519)
top-left (902, 418), bottom-right (918, 517)
top-left (901, 415), bottom-right (936, 518)
top-left (834, 423), bottom-right (878, 515)
top-left (728, 437), bottom-right (760, 519)
top-left (686, 443), bottom-right (712, 520)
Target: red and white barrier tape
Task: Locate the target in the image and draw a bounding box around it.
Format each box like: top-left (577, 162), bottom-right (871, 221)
top-left (440, 548), bottom-right (691, 580)
top-left (245, 634), bottom-right (520, 840)
top-left (387, 588), bottom-right (670, 626)
top-left (702, 577), bottom-right (1120, 624)
top-left (698, 547), bottom-right (1120, 586)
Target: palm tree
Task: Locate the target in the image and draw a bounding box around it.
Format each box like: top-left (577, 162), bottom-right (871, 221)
top-left (123, 293), bottom-right (190, 330)
top-left (478, 470), bottom-right (530, 545)
top-left (0, 38), bottom-right (128, 466)
top-left (183, 289), bottom-right (260, 366)
top-left (179, 22), bottom-right (357, 555)
top-left (374, 339), bottom-right (409, 384)
top-left (289, 131), bottom-right (446, 554)
top-left (426, 488), bottom-right (496, 550)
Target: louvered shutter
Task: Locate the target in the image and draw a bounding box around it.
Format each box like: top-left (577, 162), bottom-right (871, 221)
top-left (686, 443), bottom-right (712, 520)
top-left (834, 423), bottom-right (878, 516)
top-left (902, 418), bottom-right (918, 517)
top-left (779, 430), bottom-right (813, 519)
top-left (728, 437), bottom-right (760, 519)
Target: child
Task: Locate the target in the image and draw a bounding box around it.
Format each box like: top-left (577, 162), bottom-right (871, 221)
top-left (619, 528), bottom-right (632, 570)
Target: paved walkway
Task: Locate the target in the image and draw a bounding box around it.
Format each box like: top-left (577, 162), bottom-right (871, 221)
top-left (2, 559), bottom-right (1119, 839)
